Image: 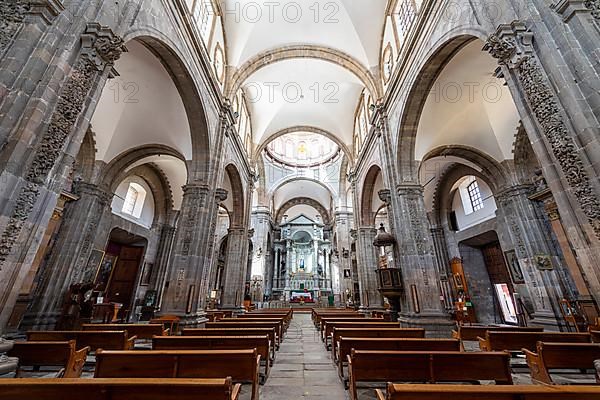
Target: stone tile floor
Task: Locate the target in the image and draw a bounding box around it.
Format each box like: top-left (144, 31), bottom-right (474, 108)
top-left (259, 312), bottom-right (351, 400)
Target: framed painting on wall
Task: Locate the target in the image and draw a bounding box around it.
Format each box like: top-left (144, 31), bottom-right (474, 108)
top-left (504, 250), bottom-right (525, 284)
top-left (83, 249), bottom-right (105, 284)
top-left (140, 262), bottom-right (153, 286)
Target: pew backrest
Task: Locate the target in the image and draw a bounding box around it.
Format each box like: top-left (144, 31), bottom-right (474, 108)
top-left (183, 328), bottom-right (276, 355)
top-left (349, 350), bottom-right (511, 400)
top-left (376, 384), bottom-right (600, 400)
top-left (0, 378), bottom-right (241, 400)
top-left (524, 342), bottom-right (600, 384)
top-left (95, 350), bottom-right (260, 400)
top-left (479, 331), bottom-right (591, 352)
top-left (26, 331), bottom-right (136, 351)
top-left (82, 324), bottom-right (168, 339)
top-left (8, 341), bottom-right (89, 378)
top-left (331, 328), bottom-right (425, 360)
top-left (452, 325), bottom-right (543, 341)
top-left (206, 322), bottom-right (282, 344)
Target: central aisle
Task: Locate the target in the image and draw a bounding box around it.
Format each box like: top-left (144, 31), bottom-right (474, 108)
top-left (260, 312), bottom-right (349, 400)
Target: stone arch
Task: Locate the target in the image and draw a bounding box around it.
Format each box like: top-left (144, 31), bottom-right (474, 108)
top-left (275, 197), bottom-right (332, 226)
top-left (268, 176), bottom-right (336, 201)
top-left (252, 126), bottom-right (354, 166)
top-left (225, 164), bottom-right (245, 227)
top-left (99, 144), bottom-right (187, 189)
top-left (226, 45), bottom-right (383, 100)
top-left (421, 145), bottom-right (511, 190)
top-left (360, 164), bottom-right (382, 226)
top-left (119, 31), bottom-right (211, 181)
top-left (396, 30), bottom-right (490, 181)
top-left (110, 163), bottom-right (175, 227)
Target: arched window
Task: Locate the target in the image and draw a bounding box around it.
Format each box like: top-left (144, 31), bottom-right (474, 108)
top-left (122, 182), bottom-right (147, 218)
top-left (467, 180), bottom-right (484, 212)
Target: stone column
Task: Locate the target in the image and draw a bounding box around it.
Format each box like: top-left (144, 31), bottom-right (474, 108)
top-left (395, 184), bottom-right (452, 334)
top-left (0, 23), bottom-right (124, 332)
top-left (495, 185), bottom-right (567, 328)
top-left (484, 22), bottom-right (600, 306)
top-left (220, 227), bottom-right (248, 309)
top-left (355, 227), bottom-right (381, 310)
top-left (153, 222), bottom-right (177, 307)
top-left (21, 181), bottom-right (113, 330)
top-left (160, 184), bottom-right (216, 323)
top-left (334, 209), bottom-right (353, 304)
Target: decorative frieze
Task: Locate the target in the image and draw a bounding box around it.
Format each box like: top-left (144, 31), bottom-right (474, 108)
top-left (0, 0), bottom-right (30, 55)
top-left (585, 0), bottom-right (600, 18)
top-left (0, 23), bottom-right (123, 268)
top-left (484, 21), bottom-right (600, 241)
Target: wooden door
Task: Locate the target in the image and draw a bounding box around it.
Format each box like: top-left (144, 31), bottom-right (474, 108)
top-left (107, 246), bottom-right (144, 313)
top-left (481, 242), bottom-right (512, 289)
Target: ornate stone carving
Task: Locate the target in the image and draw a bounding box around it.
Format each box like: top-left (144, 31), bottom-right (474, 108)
top-left (585, 0), bottom-right (600, 18)
top-left (485, 22), bottom-right (600, 240)
top-left (0, 0), bottom-right (30, 56)
top-left (0, 24), bottom-right (123, 268)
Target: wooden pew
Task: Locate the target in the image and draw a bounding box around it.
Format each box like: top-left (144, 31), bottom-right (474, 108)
top-left (591, 330), bottom-right (600, 343)
top-left (95, 349), bottom-right (261, 400)
top-left (337, 338), bottom-right (461, 380)
top-left (183, 328), bottom-right (277, 358)
top-left (239, 313), bottom-right (291, 329)
top-left (82, 324), bottom-right (168, 340)
top-left (320, 317), bottom-right (382, 339)
top-left (226, 317), bottom-right (287, 334)
top-left (26, 331), bottom-right (136, 351)
top-left (375, 383), bottom-right (600, 400)
top-left (452, 325), bottom-right (544, 341)
top-left (331, 328), bottom-right (425, 362)
top-left (349, 350), bottom-right (512, 400)
top-left (207, 321), bottom-right (282, 346)
top-left (314, 312), bottom-right (360, 328)
top-left (524, 342), bottom-right (600, 384)
top-left (150, 315), bottom-right (180, 335)
top-left (0, 378), bottom-right (241, 400)
top-left (478, 331), bottom-right (591, 352)
top-left (7, 341), bottom-right (89, 378)
top-left (325, 321), bottom-right (400, 349)
top-left (152, 336), bottom-right (271, 378)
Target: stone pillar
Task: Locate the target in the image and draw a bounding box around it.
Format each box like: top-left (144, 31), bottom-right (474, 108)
top-left (334, 209), bottom-right (353, 304)
top-left (21, 181), bottom-right (113, 330)
top-left (355, 227), bottom-right (381, 310)
top-left (160, 184), bottom-right (216, 324)
top-left (395, 184), bottom-right (452, 334)
top-left (221, 227), bottom-right (248, 309)
top-left (0, 23), bottom-right (124, 332)
top-left (484, 22), bottom-right (600, 306)
top-left (153, 222), bottom-right (177, 307)
top-left (495, 185), bottom-right (567, 329)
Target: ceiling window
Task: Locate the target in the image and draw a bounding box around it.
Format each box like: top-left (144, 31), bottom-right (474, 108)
top-left (122, 182), bottom-right (147, 219)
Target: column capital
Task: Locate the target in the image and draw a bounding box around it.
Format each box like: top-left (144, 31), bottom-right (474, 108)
top-left (80, 23), bottom-right (125, 72)
top-left (584, 0), bottom-right (600, 18)
top-left (72, 181), bottom-right (113, 205)
top-left (396, 183), bottom-right (424, 197)
top-left (495, 184), bottom-right (534, 205)
top-left (553, 0), bottom-right (594, 21)
top-left (378, 188), bottom-right (392, 205)
top-left (215, 188), bottom-right (228, 203)
top-left (483, 21), bottom-right (534, 69)
top-left (182, 183), bottom-right (210, 197)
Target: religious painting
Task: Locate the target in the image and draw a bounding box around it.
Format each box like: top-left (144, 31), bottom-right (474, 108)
top-left (83, 249), bottom-right (105, 284)
top-left (95, 253), bottom-right (118, 291)
top-left (140, 262), bottom-right (153, 286)
top-left (452, 273), bottom-right (464, 290)
top-left (504, 250), bottom-right (525, 284)
top-left (534, 254), bottom-right (554, 271)
top-left (343, 269), bottom-right (351, 279)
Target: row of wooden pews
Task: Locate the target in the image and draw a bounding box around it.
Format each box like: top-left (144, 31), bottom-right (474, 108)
top-left (1, 308), bottom-right (294, 400)
top-left (311, 310), bottom-right (600, 400)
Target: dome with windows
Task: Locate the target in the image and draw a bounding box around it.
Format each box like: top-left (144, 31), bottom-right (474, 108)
top-left (265, 133), bottom-right (340, 167)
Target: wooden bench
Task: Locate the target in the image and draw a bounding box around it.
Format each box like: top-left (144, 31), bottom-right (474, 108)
top-left (325, 322), bottom-right (401, 349)
top-left (591, 330), bottom-right (600, 343)
top-left (95, 349), bottom-right (260, 400)
top-left (524, 342), bottom-right (600, 384)
top-left (239, 313), bottom-right (291, 329)
top-left (478, 331), bottom-right (591, 352)
top-left (219, 317), bottom-right (286, 336)
top-left (452, 325), bottom-right (544, 341)
top-left (375, 383), bottom-right (600, 400)
top-left (320, 317), bottom-right (383, 340)
top-left (0, 378), bottom-right (241, 400)
top-left (183, 327), bottom-right (277, 358)
top-left (26, 331), bottom-right (136, 351)
top-left (314, 312), bottom-right (361, 328)
top-left (207, 321), bottom-right (282, 346)
top-left (82, 324), bottom-right (168, 340)
top-left (337, 338), bottom-right (461, 380)
top-left (349, 350), bottom-right (512, 400)
top-left (7, 341), bottom-right (89, 378)
top-left (152, 336), bottom-right (271, 378)
top-left (331, 328), bottom-right (425, 362)
top-left (150, 315), bottom-right (180, 335)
